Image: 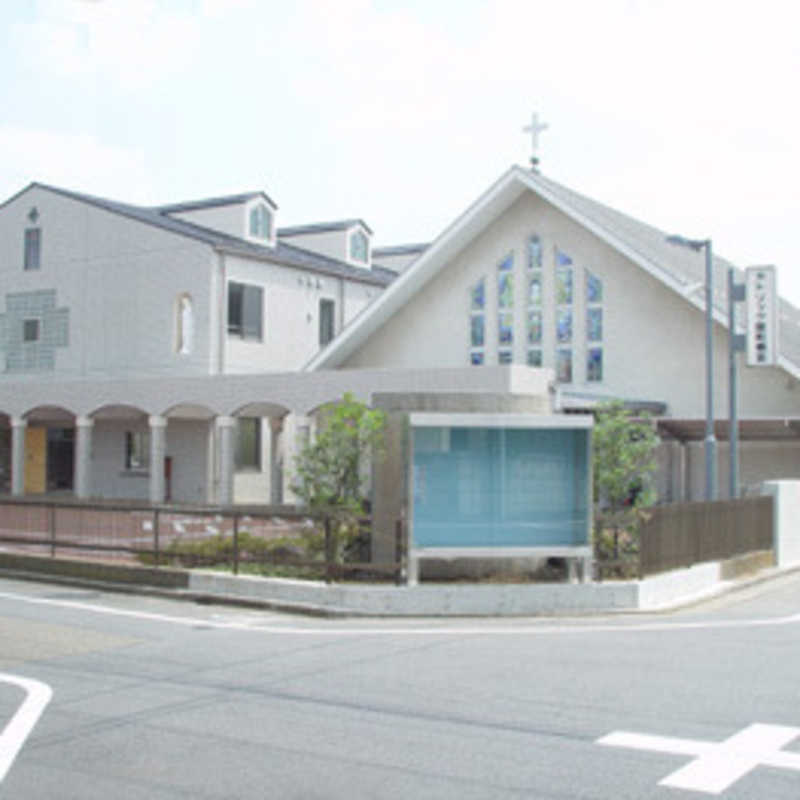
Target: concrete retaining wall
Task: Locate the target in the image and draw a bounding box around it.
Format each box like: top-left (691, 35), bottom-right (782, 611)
top-left (762, 480), bottom-right (800, 568)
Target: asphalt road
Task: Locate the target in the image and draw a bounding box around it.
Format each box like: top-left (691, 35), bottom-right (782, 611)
top-left (1, 572), bottom-right (799, 799)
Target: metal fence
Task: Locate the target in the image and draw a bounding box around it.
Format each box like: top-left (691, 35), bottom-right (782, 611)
top-left (637, 495), bottom-right (774, 577)
top-left (0, 497), bottom-right (407, 584)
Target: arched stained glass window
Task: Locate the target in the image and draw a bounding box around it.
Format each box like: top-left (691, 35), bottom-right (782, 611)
top-left (554, 246), bottom-right (573, 382)
top-left (497, 253), bottom-right (514, 363)
top-left (527, 236), bottom-right (542, 367)
top-left (586, 270), bottom-right (604, 382)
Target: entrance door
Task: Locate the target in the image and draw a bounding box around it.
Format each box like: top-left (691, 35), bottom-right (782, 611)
top-left (24, 427), bottom-right (47, 494)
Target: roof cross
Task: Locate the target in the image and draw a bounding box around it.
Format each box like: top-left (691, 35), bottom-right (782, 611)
top-left (522, 112), bottom-right (548, 170)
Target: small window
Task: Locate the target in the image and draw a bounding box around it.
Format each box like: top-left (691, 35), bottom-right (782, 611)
top-left (125, 431), bottom-right (150, 471)
top-left (24, 228), bottom-right (41, 270)
top-left (235, 418), bottom-right (261, 469)
top-left (248, 205), bottom-right (272, 241)
top-left (23, 319), bottom-right (40, 343)
top-left (228, 282), bottom-right (263, 340)
top-left (349, 229), bottom-right (369, 263)
top-left (319, 299), bottom-right (335, 347)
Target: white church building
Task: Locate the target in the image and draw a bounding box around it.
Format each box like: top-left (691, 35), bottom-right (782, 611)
top-left (0, 165), bottom-right (798, 512)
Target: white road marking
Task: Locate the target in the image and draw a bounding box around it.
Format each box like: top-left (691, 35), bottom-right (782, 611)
top-left (0, 589), bottom-right (799, 636)
top-left (598, 723), bottom-right (800, 794)
top-left (0, 674), bottom-right (53, 784)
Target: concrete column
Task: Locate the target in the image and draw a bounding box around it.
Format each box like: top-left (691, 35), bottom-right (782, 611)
top-left (148, 415), bottom-right (167, 503)
top-left (217, 416), bottom-right (236, 506)
top-left (10, 417), bottom-right (26, 496)
top-left (73, 416), bottom-right (94, 499)
top-left (269, 417), bottom-right (285, 505)
top-left (281, 414), bottom-right (310, 505)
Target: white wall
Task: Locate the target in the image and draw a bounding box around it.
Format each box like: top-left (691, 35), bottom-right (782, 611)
top-left (90, 418), bottom-right (210, 503)
top-left (0, 187), bottom-right (217, 379)
top-left (223, 254), bottom-right (378, 373)
top-left (343, 191), bottom-right (800, 420)
top-left (168, 203), bottom-right (247, 240)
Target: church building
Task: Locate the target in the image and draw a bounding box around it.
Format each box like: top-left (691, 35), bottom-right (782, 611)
top-left (0, 163), bottom-right (798, 513)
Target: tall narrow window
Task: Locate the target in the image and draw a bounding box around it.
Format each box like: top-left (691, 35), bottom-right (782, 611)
top-left (349, 230), bottom-right (369, 263)
top-left (586, 270), bottom-right (604, 382)
top-left (554, 247), bottom-right (573, 382)
top-left (469, 278), bottom-right (485, 365)
top-left (249, 205), bottom-right (272, 241)
top-left (497, 253), bottom-right (514, 363)
top-left (24, 228), bottom-right (41, 270)
top-left (235, 418), bottom-right (261, 469)
top-left (319, 298), bottom-right (335, 346)
top-left (527, 236), bottom-right (542, 368)
top-left (176, 294), bottom-right (193, 355)
top-left (227, 282), bottom-right (263, 340)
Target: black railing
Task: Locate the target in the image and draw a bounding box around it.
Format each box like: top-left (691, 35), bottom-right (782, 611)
top-left (0, 497), bottom-right (408, 585)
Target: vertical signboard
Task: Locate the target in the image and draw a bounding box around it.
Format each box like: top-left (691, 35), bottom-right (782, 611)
top-left (746, 266), bottom-right (778, 366)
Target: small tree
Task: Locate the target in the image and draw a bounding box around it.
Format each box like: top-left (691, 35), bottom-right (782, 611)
top-left (593, 401), bottom-right (660, 574)
top-left (293, 392), bottom-right (386, 517)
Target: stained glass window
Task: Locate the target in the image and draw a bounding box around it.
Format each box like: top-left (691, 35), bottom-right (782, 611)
top-left (469, 277), bottom-right (486, 365)
top-left (557, 349), bottom-right (572, 383)
top-left (528, 236), bottom-right (542, 269)
top-left (527, 349), bottom-right (542, 367)
top-left (556, 309), bottom-right (572, 343)
top-left (556, 267), bottom-right (573, 304)
top-left (471, 279), bottom-right (485, 311)
top-left (587, 348), bottom-right (603, 382)
top-left (527, 310), bottom-right (542, 344)
top-left (498, 254), bottom-right (514, 309)
top-left (555, 248), bottom-right (573, 266)
top-left (498, 350), bottom-right (513, 365)
top-left (586, 270), bottom-right (603, 382)
top-left (587, 307), bottom-right (602, 341)
top-left (498, 312), bottom-right (513, 345)
top-left (587, 271), bottom-right (603, 303)
top-left (471, 314), bottom-right (485, 348)
top-left (528, 274), bottom-right (542, 306)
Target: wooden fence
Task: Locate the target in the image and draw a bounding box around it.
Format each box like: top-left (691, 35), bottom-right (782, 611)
top-left (638, 495), bottom-right (774, 577)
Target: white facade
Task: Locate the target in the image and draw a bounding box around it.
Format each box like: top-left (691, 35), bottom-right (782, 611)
top-left (1, 165), bottom-right (798, 506)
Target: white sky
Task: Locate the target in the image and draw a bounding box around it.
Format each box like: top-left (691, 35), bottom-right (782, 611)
top-left (2, 0), bottom-right (798, 303)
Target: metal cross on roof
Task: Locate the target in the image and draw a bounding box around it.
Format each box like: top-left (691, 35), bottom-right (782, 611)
top-left (522, 112), bottom-right (548, 170)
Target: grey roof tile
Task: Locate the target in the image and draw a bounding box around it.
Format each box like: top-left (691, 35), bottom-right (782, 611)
top-left (278, 219), bottom-right (373, 236)
top-left (528, 171), bottom-right (800, 367)
top-left (17, 183), bottom-right (393, 287)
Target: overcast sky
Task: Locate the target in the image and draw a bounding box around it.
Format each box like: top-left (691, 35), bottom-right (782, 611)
top-left (2, 0), bottom-right (798, 304)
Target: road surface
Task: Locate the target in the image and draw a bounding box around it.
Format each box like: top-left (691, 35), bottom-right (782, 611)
top-left (1, 572), bottom-right (799, 798)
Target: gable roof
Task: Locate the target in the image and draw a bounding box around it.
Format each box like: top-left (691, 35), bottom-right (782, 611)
top-left (305, 165), bottom-right (800, 374)
top-left (3, 183), bottom-right (393, 287)
top-left (278, 219), bottom-right (373, 236)
top-left (157, 190), bottom-right (277, 214)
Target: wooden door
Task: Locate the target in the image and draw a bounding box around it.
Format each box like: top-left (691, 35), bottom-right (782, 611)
top-left (24, 427), bottom-right (47, 494)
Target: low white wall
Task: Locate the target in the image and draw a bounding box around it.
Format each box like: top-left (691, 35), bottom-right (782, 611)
top-left (762, 480), bottom-right (800, 567)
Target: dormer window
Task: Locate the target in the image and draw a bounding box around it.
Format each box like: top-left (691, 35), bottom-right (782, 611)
top-left (349, 229), bottom-right (369, 265)
top-left (248, 204), bottom-right (273, 242)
